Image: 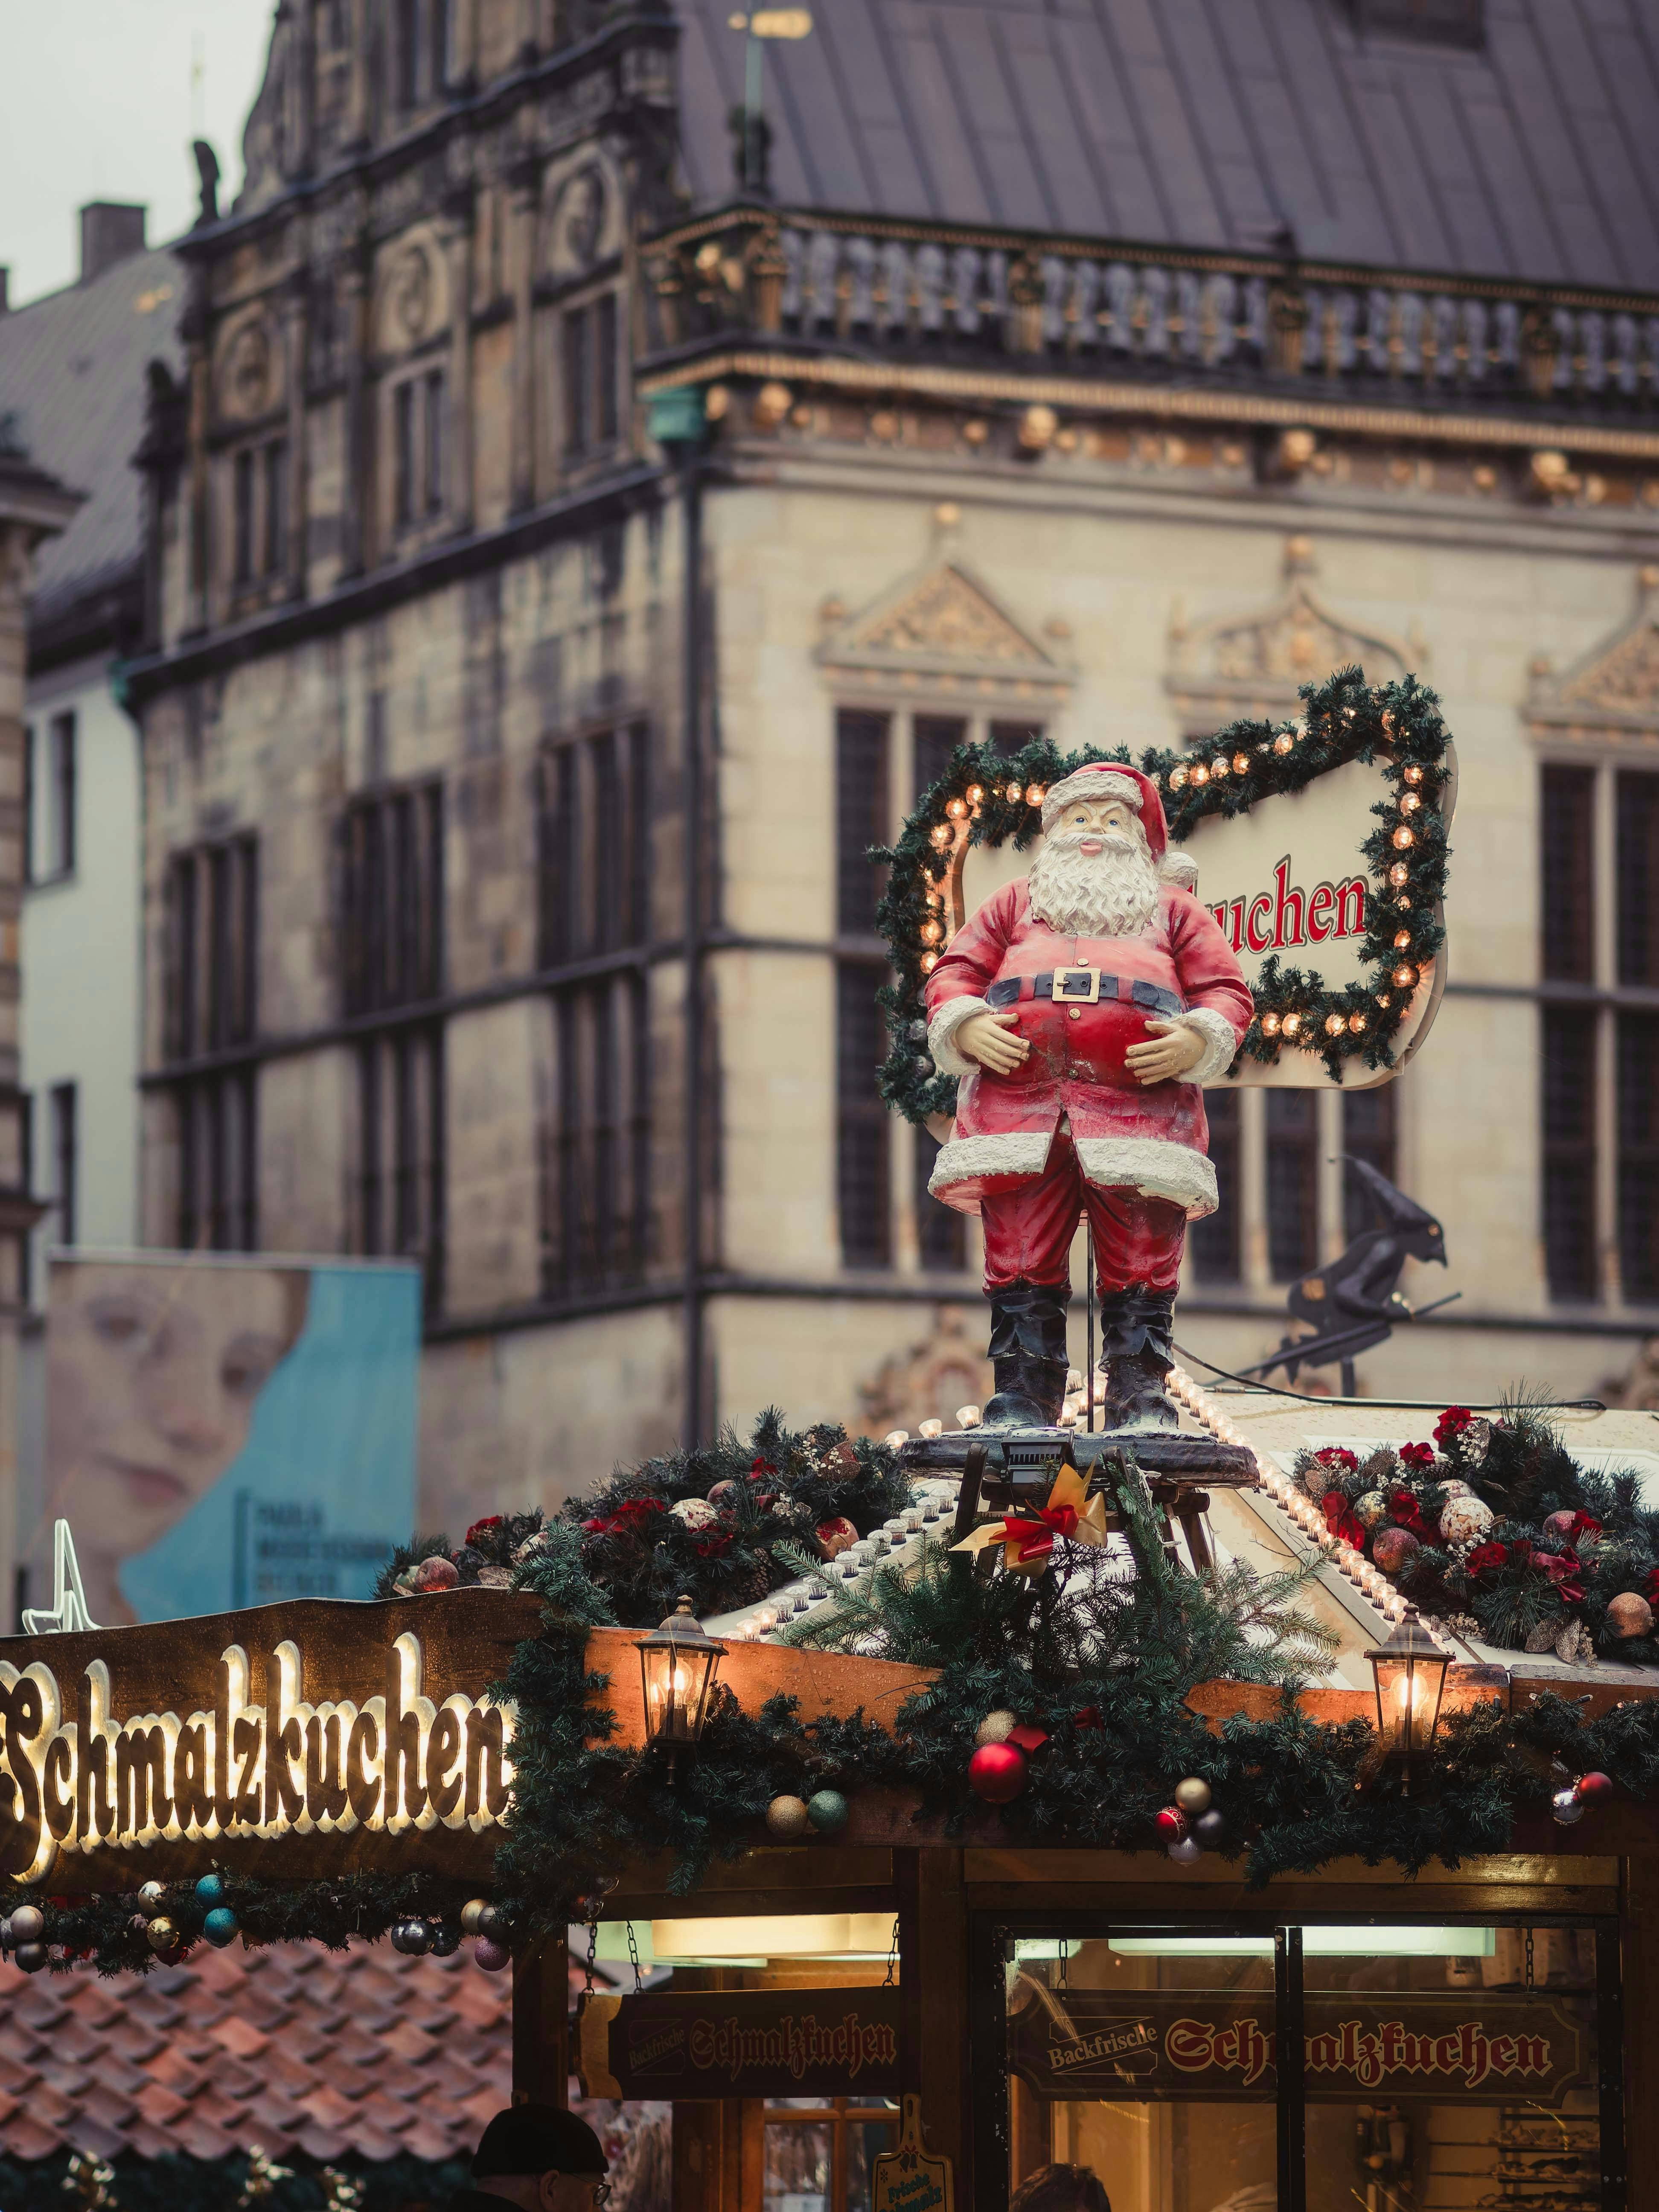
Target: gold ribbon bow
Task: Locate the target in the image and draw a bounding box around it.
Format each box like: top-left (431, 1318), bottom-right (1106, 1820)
top-left (952, 1462), bottom-right (1109, 1575)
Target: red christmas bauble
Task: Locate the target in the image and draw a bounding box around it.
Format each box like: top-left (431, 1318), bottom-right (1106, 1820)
top-left (1154, 1805), bottom-right (1188, 1842)
top-left (969, 1742), bottom-right (1028, 1804)
top-left (1575, 1770), bottom-right (1614, 1804)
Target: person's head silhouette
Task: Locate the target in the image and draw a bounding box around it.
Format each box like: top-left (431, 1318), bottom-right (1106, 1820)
top-left (1010, 2165), bottom-right (1112, 2212)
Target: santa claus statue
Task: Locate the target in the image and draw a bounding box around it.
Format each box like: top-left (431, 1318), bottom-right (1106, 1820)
top-left (925, 764), bottom-right (1253, 1433)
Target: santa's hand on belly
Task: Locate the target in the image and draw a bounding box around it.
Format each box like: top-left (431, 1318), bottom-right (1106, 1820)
top-left (955, 1009), bottom-right (1030, 1073)
top-left (1125, 1018), bottom-right (1206, 1086)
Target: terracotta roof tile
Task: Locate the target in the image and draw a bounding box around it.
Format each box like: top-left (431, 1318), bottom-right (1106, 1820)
top-left (0, 1941), bottom-right (512, 2165)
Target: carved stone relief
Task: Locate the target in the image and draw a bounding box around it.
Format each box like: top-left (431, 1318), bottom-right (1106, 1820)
top-left (1528, 567), bottom-right (1659, 739)
top-left (856, 1306), bottom-right (990, 1439)
top-left (375, 227), bottom-right (449, 353)
top-left (217, 315), bottom-right (279, 420)
top-left (818, 556), bottom-right (1071, 701)
top-left (1166, 536), bottom-right (1412, 724)
top-left (544, 156), bottom-right (616, 278)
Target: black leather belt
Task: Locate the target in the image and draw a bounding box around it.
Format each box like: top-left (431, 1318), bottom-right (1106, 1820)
top-left (986, 970), bottom-right (1185, 1018)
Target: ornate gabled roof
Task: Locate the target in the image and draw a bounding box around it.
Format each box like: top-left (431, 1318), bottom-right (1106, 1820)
top-left (672, 0), bottom-right (1659, 289)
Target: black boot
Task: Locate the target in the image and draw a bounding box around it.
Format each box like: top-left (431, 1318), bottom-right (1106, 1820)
top-left (981, 1282), bottom-right (1071, 1430)
top-left (1100, 1286), bottom-right (1178, 1432)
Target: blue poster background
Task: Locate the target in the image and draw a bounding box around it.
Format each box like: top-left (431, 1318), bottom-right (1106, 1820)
top-left (118, 1263), bottom-right (421, 1622)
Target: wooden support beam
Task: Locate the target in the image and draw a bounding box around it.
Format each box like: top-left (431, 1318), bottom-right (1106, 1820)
top-left (903, 1845), bottom-right (971, 2202)
top-left (511, 1934), bottom-right (570, 2107)
top-left (1621, 1857), bottom-right (1659, 2197)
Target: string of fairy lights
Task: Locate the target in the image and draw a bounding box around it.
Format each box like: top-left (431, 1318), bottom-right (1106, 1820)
top-left (873, 669), bottom-right (1453, 1128)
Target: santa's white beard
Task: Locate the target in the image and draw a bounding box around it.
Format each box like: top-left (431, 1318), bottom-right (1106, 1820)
top-left (1027, 827), bottom-right (1161, 938)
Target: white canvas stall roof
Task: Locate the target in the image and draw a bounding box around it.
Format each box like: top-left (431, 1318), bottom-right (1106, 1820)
top-left (1197, 1382), bottom-right (1659, 1691)
top-left (713, 1385), bottom-right (1659, 1700)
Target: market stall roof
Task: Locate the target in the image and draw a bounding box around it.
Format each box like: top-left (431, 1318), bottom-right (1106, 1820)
top-left (0, 1941), bottom-right (512, 2167)
top-left (707, 1383), bottom-right (1659, 1699)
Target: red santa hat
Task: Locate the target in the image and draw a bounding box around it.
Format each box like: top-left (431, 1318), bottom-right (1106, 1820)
top-left (1041, 764), bottom-right (1169, 863)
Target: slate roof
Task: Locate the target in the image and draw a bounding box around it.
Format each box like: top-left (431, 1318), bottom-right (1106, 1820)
top-left (0, 242), bottom-right (185, 644)
top-left (673, 0), bottom-right (1659, 289)
top-left (0, 1940), bottom-right (514, 2167)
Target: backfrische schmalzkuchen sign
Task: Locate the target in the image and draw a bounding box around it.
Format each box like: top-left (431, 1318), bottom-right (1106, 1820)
top-left (0, 1592), bottom-right (538, 1890)
top-left (1007, 1988), bottom-right (1592, 2107)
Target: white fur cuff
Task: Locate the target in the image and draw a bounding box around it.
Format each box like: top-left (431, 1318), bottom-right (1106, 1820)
top-left (1179, 1006), bottom-right (1242, 1085)
top-left (927, 996), bottom-right (992, 1078)
top-left (1071, 1136), bottom-right (1220, 1219)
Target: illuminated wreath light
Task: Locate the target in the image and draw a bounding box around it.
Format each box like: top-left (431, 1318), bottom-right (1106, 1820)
top-left (873, 673), bottom-right (1452, 1119)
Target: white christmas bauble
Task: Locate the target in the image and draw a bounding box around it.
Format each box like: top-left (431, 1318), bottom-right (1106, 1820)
top-left (671, 1497), bottom-right (718, 1529)
top-left (1438, 1494), bottom-right (1494, 1545)
top-left (1438, 1478), bottom-right (1473, 1499)
top-left (1167, 1838), bottom-right (1205, 1866)
top-left (1354, 1490), bottom-right (1388, 1529)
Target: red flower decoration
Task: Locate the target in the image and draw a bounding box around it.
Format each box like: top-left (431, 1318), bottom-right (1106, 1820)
top-left (750, 1457), bottom-right (776, 1479)
top-left (1433, 1407), bottom-right (1473, 1448)
top-left (1645, 1566), bottom-right (1659, 1608)
top-left (464, 1516), bottom-right (505, 1546)
top-left (1539, 1550), bottom-right (1586, 1604)
top-left (1315, 1446), bottom-right (1358, 1473)
top-left (581, 1498), bottom-right (666, 1539)
top-left (1399, 1442), bottom-right (1435, 1471)
top-left (1388, 1488), bottom-right (1433, 1540)
top-left (1566, 1511), bottom-right (1603, 1545)
top-left (694, 1531), bottom-right (734, 1557)
top-left (1321, 1490), bottom-right (1366, 1549)
top-left (1465, 1541), bottom-right (1509, 1580)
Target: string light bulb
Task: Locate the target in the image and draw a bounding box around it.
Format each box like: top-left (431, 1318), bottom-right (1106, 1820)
top-left (1324, 1013), bottom-right (1345, 1036)
top-left (1388, 862), bottom-right (1409, 887)
top-left (1391, 826), bottom-right (1415, 850)
top-left (1189, 763), bottom-right (1209, 786)
top-left (929, 824), bottom-right (953, 850)
top-left (1024, 784), bottom-right (1045, 807)
top-left (1348, 1012), bottom-right (1367, 1033)
top-left (1402, 762), bottom-right (1423, 784)
top-left (946, 796), bottom-right (968, 820)
top-left (965, 783), bottom-right (984, 806)
top-left (1232, 752), bottom-right (1251, 774)
top-left (1400, 791), bottom-right (1421, 814)
top-left (1211, 757), bottom-right (1229, 778)
top-left (920, 951), bottom-right (939, 974)
top-left (1282, 1011), bottom-right (1303, 1039)
top-left (1169, 765), bottom-right (1188, 790)
top-left (1261, 1011), bottom-right (1282, 1036)
top-left (1393, 929), bottom-right (1411, 949)
top-left (1004, 781), bottom-right (1023, 803)
top-left (1393, 963), bottom-right (1418, 989)
top-left (920, 920), bottom-right (943, 946)
top-left (1273, 733), bottom-right (1294, 755)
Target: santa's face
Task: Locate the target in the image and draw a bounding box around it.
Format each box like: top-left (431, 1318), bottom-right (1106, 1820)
top-left (1027, 791), bottom-right (1160, 937)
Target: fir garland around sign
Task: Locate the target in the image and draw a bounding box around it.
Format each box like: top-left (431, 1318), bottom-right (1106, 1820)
top-left (14, 1406), bottom-right (1659, 1979)
top-left (873, 664), bottom-right (1452, 1125)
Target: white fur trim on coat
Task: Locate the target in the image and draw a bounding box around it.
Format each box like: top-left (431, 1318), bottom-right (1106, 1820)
top-left (928, 1130), bottom-right (1219, 1219)
top-left (1175, 1006), bottom-right (1241, 1085)
top-left (1072, 1137), bottom-right (1220, 1218)
top-left (928, 1131), bottom-right (1054, 1192)
top-left (927, 995), bottom-right (993, 1078)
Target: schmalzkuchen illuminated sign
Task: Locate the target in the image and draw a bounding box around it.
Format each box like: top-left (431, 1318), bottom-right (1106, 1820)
top-left (0, 1595), bottom-right (534, 1889)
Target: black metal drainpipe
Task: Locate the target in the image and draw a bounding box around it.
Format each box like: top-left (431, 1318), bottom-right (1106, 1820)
top-left (680, 449), bottom-right (707, 1447)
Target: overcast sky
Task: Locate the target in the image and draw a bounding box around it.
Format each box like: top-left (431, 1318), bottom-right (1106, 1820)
top-left (1, 2), bottom-right (274, 305)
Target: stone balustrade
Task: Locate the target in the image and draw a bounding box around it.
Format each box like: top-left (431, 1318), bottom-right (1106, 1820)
top-left (642, 207), bottom-right (1659, 416)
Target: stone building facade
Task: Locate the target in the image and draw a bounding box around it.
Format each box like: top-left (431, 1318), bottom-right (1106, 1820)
top-left (127, 0), bottom-right (1659, 1523)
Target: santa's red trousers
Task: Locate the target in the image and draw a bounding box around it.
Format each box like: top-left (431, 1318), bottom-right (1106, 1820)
top-left (978, 1131), bottom-right (1187, 1296)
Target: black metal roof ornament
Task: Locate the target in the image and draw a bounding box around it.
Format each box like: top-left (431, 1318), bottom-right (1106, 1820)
top-left (1247, 1156), bottom-right (1455, 1394)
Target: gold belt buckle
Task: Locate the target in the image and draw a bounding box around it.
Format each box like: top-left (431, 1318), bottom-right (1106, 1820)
top-left (1051, 968), bottom-right (1102, 1006)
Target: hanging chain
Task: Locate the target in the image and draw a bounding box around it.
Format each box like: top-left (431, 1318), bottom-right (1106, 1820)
top-left (1057, 1937), bottom-right (1070, 1988)
top-left (626, 1919), bottom-right (643, 1994)
top-left (883, 1916), bottom-right (899, 1988)
top-left (584, 1921), bottom-right (598, 1996)
top-left (1524, 1925), bottom-right (1535, 1993)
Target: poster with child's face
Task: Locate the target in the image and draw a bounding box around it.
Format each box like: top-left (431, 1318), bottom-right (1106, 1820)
top-left (44, 1252), bottom-right (420, 1626)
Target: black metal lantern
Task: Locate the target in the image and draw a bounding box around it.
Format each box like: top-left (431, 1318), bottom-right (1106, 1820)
top-left (1365, 1615), bottom-right (1451, 1795)
top-left (637, 1595), bottom-right (727, 1759)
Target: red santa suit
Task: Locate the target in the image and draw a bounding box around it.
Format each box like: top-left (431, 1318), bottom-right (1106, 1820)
top-left (923, 767), bottom-right (1253, 1295)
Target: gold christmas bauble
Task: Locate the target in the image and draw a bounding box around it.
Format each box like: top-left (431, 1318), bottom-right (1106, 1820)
top-left (145, 1917), bottom-right (177, 1953)
top-left (975, 1710), bottom-right (1019, 1747)
top-left (1607, 1592), bottom-right (1654, 1639)
top-left (460, 1898), bottom-right (490, 1936)
top-left (1173, 1777), bottom-right (1213, 1816)
top-left (766, 1794), bottom-right (810, 1838)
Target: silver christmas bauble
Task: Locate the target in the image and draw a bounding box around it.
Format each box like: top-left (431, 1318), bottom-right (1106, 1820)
top-left (1166, 1838), bottom-right (1205, 1866)
top-left (1551, 1787), bottom-right (1586, 1826)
